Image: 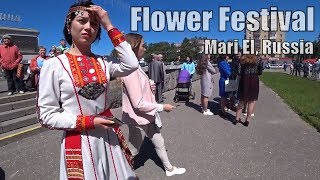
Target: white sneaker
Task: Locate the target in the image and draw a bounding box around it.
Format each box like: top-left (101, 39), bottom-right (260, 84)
top-left (244, 113), bottom-right (255, 117)
top-left (19, 91), bottom-right (24, 94)
top-left (203, 110), bottom-right (213, 115)
top-left (7, 92), bottom-right (13, 96)
top-left (165, 166), bottom-right (186, 177)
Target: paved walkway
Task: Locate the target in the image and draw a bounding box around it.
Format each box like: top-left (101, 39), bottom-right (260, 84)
top-left (0, 75), bottom-right (320, 180)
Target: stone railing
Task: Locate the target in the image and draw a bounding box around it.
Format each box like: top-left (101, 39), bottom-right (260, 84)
top-left (108, 64), bottom-right (201, 108)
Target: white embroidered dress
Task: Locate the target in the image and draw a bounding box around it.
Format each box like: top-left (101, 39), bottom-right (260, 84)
top-left (37, 41), bottom-right (138, 180)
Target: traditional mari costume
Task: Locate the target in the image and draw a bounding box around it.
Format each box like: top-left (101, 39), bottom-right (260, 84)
top-left (37, 21), bottom-right (138, 179)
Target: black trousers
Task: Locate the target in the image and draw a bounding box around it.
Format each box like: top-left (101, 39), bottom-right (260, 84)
top-left (155, 82), bottom-right (163, 103)
top-left (4, 69), bottom-right (24, 92)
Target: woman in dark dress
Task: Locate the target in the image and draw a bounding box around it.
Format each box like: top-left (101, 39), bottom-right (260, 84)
top-left (235, 54), bottom-right (262, 126)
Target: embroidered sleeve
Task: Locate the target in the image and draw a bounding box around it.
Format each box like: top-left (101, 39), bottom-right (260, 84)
top-left (76, 115), bottom-right (95, 131)
top-left (108, 28), bottom-right (126, 47)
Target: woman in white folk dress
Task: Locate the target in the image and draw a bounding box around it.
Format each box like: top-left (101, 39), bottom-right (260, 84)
top-left (37, 1), bottom-right (139, 179)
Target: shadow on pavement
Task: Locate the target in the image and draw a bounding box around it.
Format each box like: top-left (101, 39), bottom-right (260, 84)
top-left (208, 100), bottom-right (220, 115)
top-left (0, 167), bottom-right (5, 180)
top-left (184, 101), bottom-right (202, 112)
top-left (212, 97), bottom-right (221, 104)
top-left (212, 97), bottom-right (236, 124)
top-left (132, 138), bottom-right (165, 171)
top-left (184, 98), bottom-right (235, 125)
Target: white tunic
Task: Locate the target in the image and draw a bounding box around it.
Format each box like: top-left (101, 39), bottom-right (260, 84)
top-left (37, 41), bottom-right (139, 180)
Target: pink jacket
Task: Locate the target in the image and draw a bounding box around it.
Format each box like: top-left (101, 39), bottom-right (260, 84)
top-left (121, 66), bottom-right (159, 125)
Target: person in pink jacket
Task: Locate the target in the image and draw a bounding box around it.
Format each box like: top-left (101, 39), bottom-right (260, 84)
top-left (121, 33), bottom-right (186, 177)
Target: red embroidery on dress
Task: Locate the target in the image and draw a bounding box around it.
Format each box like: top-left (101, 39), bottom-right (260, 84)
top-left (57, 56), bottom-right (87, 180)
top-left (66, 53), bottom-right (107, 88)
top-left (66, 53), bottom-right (84, 87)
top-left (52, 56), bottom-right (132, 179)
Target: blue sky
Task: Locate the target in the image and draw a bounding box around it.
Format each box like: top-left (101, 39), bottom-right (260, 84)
top-left (1, 0), bottom-right (319, 55)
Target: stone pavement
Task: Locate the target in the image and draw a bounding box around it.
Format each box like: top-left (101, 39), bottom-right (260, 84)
top-left (0, 74), bottom-right (320, 180)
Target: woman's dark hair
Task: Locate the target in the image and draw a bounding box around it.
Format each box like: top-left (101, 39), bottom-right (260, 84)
top-left (217, 54), bottom-right (230, 64)
top-left (218, 54), bottom-right (229, 60)
top-left (196, 54), bottom-right (209, 75)
top-left (186, 56), bottom-right (193, 63)
top-left (125, 33), bottom-right (143, 57)
top-left (63, 0), bottom-right (101, 45)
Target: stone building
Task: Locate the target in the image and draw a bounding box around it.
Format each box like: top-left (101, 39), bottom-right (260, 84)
top-left (245, 15), bottom-right (286, 58)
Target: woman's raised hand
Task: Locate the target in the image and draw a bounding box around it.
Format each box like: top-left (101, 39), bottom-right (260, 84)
top-left (86, 5), bottom-right (114, 31)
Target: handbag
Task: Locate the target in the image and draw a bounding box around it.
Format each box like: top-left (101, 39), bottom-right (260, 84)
top-left (16, 63), bottom-right (24, 79)
top-left (225, 76), bottom-right (239, 92)
top-left (154, 112), bottom-right (162, 131)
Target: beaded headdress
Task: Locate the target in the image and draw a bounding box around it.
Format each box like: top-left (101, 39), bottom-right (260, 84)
top-left (65, 6), bottom-right (88, 25)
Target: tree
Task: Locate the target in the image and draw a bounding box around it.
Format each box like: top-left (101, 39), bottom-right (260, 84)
top-left (313, 40), bottom-right (320, 59)
top-left (190, 37), bottom-right (202, 60)
top-left (144, 42), bottom-right (177, 62)
top-left (180, 38), bottom-right (197, 60)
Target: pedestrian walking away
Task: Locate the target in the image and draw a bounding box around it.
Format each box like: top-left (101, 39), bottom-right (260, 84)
top-left (121, 33), bottom-right (186, 177)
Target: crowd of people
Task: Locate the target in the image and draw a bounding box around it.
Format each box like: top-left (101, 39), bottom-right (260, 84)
top-left (197, 53), bottom-right (263, 127)
top-left (0, 34), bottom-right (70, 95)
top-left (287, 60), bottom-right (320, 78)
top-left (263, 59), bottom-right (320, 79)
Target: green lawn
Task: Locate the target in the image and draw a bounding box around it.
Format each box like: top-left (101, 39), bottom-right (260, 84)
top-left (260, 72), bottom-right (320, 131)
